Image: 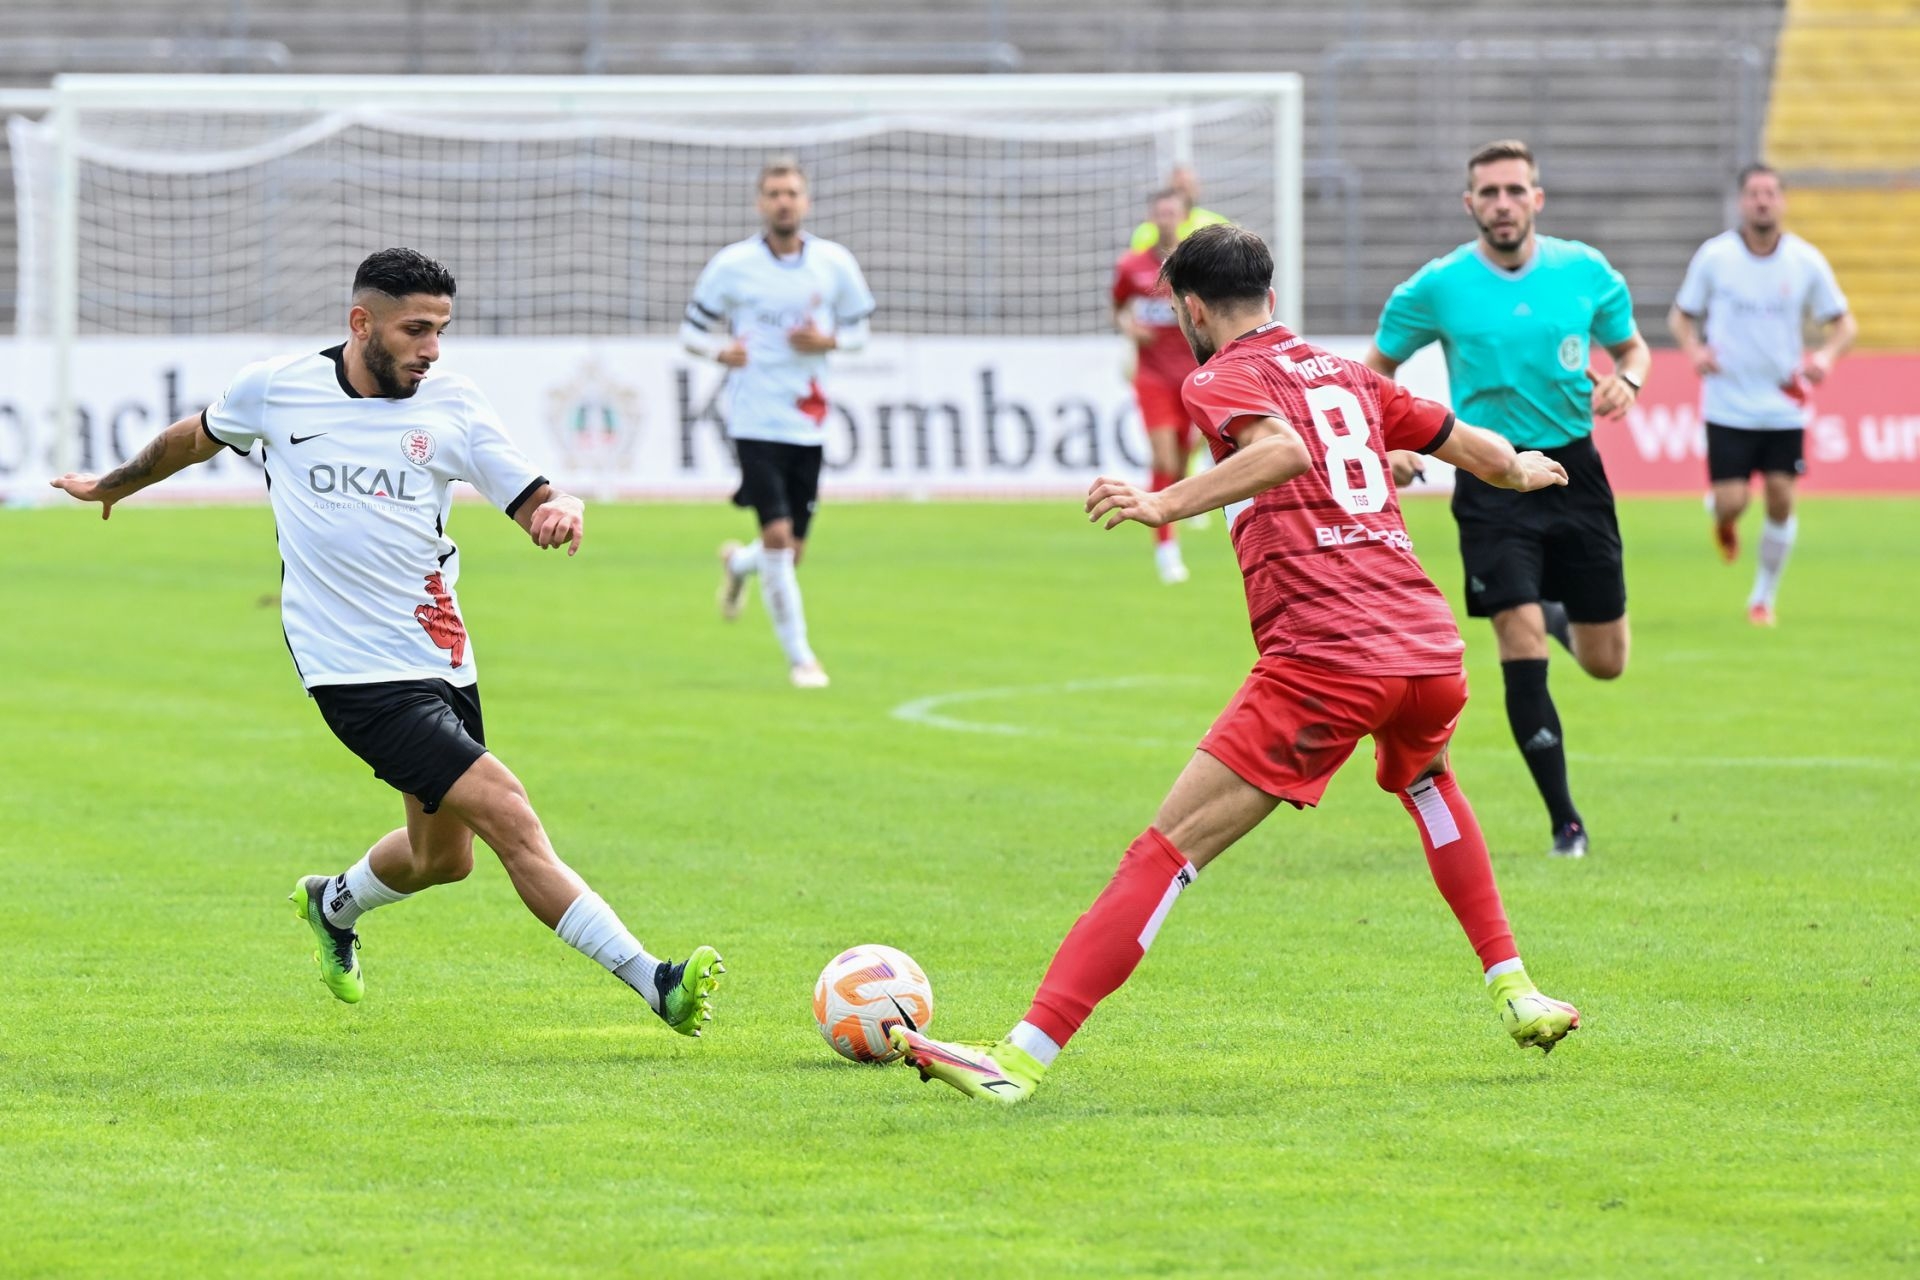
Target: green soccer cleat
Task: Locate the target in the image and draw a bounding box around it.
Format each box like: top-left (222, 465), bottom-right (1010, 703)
top-left (890, 1027), bottom-right (1046, 1104)
top-left (289, 875), bottom-right (363, 1004)
top-left (1490, 970), bottom-right (1580, 1054)
top-left (655, 946), bottom-right (726, 1037)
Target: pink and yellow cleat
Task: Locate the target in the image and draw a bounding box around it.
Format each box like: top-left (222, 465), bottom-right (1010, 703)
top-left (1490, 971), bottom-right (1581, 1054)
top-left (889, 1027), bottom-right (1046, 1104)
top-left (1748, 602), bottom-right (1776, 627)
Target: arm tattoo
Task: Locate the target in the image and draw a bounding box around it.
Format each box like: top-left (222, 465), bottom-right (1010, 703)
top-left (98, 432), bottom-right (170, 493)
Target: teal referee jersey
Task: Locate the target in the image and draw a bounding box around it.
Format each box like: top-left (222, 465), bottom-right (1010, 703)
top-left (1373, 236), bottom-right (1637, 450)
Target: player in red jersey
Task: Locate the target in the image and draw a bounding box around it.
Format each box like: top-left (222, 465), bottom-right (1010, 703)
top-left (892, 225), bottom-right (1583, 1103)
top-left (1113, 188), bottom-right (1203, 583)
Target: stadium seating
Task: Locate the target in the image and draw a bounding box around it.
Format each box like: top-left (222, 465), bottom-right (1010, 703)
top-left (0, 0), bottom-right (1793, 340)
top-left (1766, 0), bottom-right (1920, 347)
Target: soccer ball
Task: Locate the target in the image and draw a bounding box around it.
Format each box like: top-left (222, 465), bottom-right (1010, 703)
top-left (813, 944), bottom-right (934, 1064)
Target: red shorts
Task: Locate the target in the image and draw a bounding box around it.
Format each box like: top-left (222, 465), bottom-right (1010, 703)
top-left (1198, 656), bottom-right (1468, 807)
top-left (1134, 377), bottom-right (1195, 449)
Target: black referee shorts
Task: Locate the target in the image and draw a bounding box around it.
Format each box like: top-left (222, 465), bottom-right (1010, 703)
top-left (1706, 423), bottom-right (1806, 482)
top-left (1451, 435), bottom-right (1627, 625)
top-left (732, 438), bottom-right (823, 540)
top-left (310, 679), bottom-right (488, 813)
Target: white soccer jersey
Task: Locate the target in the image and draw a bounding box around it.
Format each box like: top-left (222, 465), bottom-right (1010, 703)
top-left (202, 346), bottom-right (545, 689)
top-left (1674, 230), bottom-right (1849, 430)
top-left (681, 234), bottom-right (876, 445)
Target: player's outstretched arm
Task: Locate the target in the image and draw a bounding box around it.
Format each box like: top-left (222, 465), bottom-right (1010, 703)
top-left (1432, 421), bottom-right (1568, 493)
top-left (1086, 417), bottom-right (1308, 529)
top-left (49, 413), bottom-right (226, 519)
top-left (512, 483), bottom-right (585, 556)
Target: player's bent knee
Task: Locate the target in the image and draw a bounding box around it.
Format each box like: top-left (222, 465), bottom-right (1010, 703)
top-left (421, 849), bottom-right (474, 885)
top-left (1578, 649), bottom-right (1628, 680)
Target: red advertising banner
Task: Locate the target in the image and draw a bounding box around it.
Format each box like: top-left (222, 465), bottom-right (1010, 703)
top-left (1594, 350), bottom-right (1920, 493)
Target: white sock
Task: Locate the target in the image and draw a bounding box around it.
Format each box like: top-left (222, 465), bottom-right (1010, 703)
top-left (728, 538), bottom-right (763, 577)
top-left (1484, 957), bottom-right (1527, 985)
top-left (1750, 515), bottom-right (1797, 607)
top-left (760, 547), bottom-right (817, 668)
top-left (555, 891), bottom-right (665, 1011)
top-left (322, 853), bottom-right (411, 929)
top-left (1005, 1020), bottom-right (1063, 1068)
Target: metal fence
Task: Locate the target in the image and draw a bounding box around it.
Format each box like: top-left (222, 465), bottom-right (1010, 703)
top-left (0, 4), bottom-right (1782, 337)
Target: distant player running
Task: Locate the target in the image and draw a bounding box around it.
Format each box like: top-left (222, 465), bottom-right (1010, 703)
top-left (891, 225), bottom-right (1581, 1104)
top-left (1669, 163), bottom-right (1854, 625)
top-left (1114, 188), bottom-right (1202, 583)
top-left (51, 248), bottom-right (724, 1033)
top-left (1366, 139), bottom-right (1651, 859)
top-left (687, 158), bottom-right (876, 688)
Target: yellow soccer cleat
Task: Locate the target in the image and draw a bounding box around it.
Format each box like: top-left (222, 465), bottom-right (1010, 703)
top-left (654, 946), bottom-right (726, 1037)
top-left (289, 875), bottom-right (363, 1004)
top-left (890, 1027), bottom-right (1045, 1104)
top-left (1490, 970), bottom-right (1580, 1054)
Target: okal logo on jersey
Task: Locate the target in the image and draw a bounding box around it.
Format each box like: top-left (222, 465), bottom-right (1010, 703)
top-left (308, 464), bottom-right (420, 501)
top-left (401, 428), bottom-right (436, 465)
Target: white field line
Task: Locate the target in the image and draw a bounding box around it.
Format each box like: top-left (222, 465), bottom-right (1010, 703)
top-left (890, 679), bottom-right (1916, 772)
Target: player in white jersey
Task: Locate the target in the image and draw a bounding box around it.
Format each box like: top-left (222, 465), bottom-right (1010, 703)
top-left (1669, 164), bottom-right (1856, 625)
top-left (682, 158), bottom-right (875, 688)
top-left (51, 248), bottom-right (724, 1031)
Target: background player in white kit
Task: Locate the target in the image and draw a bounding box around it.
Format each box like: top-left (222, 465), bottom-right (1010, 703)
top-left (1669, 164), bottom-right (1855, 625)
top-left (51, 248), bottom-right (725, 1033)
top-left (683, 159), bottom-right (875, 688)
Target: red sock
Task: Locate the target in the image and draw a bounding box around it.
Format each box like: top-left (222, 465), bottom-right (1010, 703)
top-left (1149, 470), bottom-right (1178, 544)
top-left (1023, 828), bottom-right (1197, 1047)
top-left (1399, 773), bottom-right (1517, 970)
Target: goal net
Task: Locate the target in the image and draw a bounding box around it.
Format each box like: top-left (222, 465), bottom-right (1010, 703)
top-left (6, 73), bottom-right (1300, 492)
top-left (13, 74), bottom-right (1298, 337)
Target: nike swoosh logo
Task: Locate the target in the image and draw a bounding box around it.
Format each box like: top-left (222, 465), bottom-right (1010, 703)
top-left (289, 432), bottom-right (329, 444)
top-left (885, 994), bottom-right (920, 1033)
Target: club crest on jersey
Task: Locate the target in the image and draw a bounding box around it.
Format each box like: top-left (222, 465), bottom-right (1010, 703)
top-left (1192, 370), bottom-right (1217, 385)
top-left (400, 428), bottom-right (436, 465)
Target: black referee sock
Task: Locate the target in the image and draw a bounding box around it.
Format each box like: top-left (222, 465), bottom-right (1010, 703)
top-left (1502, 658), bottom-right (1581, 830)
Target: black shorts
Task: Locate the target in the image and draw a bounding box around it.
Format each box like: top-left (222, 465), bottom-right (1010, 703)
top-left (732, 438), bottom-right (823, 539)
top-left (1707, 424), bottom-right (1805, 482)
top-left (1451, 435), bottom-right (1627, 624)
top-left (310, 679), bottom-right (487, 813)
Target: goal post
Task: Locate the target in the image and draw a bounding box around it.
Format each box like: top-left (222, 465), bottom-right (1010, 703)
top-left (7, 72), bottom-right (1303, 499)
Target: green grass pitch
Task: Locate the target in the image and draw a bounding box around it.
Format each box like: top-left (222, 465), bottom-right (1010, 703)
top-left (2, 494), bottom-right (1915, 1277)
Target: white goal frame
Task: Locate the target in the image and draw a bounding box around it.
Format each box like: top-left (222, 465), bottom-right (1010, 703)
top-left (32, 71), bottom-right (1303, 479)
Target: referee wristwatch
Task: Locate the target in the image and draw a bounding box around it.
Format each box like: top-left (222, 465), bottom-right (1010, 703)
top-left (1618, 370), bottom-right (1643, 393)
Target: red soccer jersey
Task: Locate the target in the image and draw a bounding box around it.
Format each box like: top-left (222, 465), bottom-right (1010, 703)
top-left (1179, 321), bottom-right (1464, 675)
top-left (1112, 249), bottom-right (1199, 388)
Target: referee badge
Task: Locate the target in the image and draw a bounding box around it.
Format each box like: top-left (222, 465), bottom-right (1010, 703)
top-left (1558, 336), bottom-right (1585, 371)
top-left (401, 428), bottom-right (437, 466)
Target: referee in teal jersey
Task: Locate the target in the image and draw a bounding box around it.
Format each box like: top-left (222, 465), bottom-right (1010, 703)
top-left (1365, 139), bottom-right (1652, 860)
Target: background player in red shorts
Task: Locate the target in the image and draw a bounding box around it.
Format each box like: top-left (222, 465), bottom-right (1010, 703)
top-left (1113, 188), bottom-right (1202, 584)
top-left (893, 225), bottom-right (1581, 1104)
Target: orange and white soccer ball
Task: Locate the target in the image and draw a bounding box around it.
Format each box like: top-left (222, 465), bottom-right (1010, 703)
top-left (813, 944), bottom-right (934, 1063)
